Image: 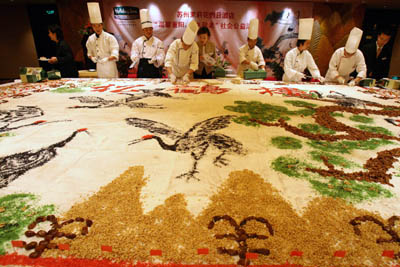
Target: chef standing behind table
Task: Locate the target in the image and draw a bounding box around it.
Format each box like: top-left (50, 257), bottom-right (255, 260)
top-left (86, 2), bottom-right (119, 78)
top-left (283, 18), bottom-right (324, 83)
top-left (325, 27), bottom-right (367, 86)
top-left (165, 20), bottom-right (199, 84)
top-left (237, 18), bottom-right (265, 78)
top-left (130, 9), bottom-right (165, 78)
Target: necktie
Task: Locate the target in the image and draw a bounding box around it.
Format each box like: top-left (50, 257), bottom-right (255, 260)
top-left (376, 46), bottom-right (382, 58)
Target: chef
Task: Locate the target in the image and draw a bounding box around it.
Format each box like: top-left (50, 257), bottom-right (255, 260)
top-left (237, 18), bottom-right (265, 78)
top-left (325, 27), bottom-right (367, 86)
top-left (283, 18), bottom-right (323, 82)
top-left (165, 20), bottom-right (199, 84)
top-left (86, 2), bottom-right (119, 78)
top-left (130, 9), bottom-right (165, 78)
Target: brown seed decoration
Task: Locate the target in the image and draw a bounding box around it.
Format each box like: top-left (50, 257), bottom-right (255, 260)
top-left (29, 251), bottom-right (40, 258)
top-left (47, 243), bottom-right (58, 249)
top-left (0, 207), bottom-right (5, 213)
top-left (35, 216), bottom-right (46, 223)
top-left (34, 244), bottom-right (46, 253)
top-left (38, 240), bottom-right (49, 247)
top-left (0, 223), bottom-right (5, 228)
top-left (25, 241), bottom-right (37, 250)
top-left (86, 219), bottom-right (93, 227)
top-left (47, 229), bottom-right (57, 236)
top-left (75, 217), bottom-right (84, 222)
top-left (65, 233), bottom-right (76, 239)
top-left (27, 222), bottom-right (36, 230)
top-left (46, 215), bottom-right (57, 222)
top-left (55, 232), bottom-right (64, 238)
top-left (44, 235), bottom-right (53, 241)
top-left (61, 219), bottom-right (74, 226)
top-left (25, 230), bottom-right (36, 237)
top-left (81, 226), bottom-right (89, 235)
top-left (37, 230), bottom-right (47, 237)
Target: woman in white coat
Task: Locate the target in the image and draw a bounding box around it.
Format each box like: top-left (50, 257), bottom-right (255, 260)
top-left (86, 3), bottom-right (119, 78)
top-left (325, 27), bottom-right (367, 86)
top-left (165, 20), bottom-right (199, 84)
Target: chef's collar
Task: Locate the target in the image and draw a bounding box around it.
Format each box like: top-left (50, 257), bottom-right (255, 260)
top-left (95, 32), bottom-right (102, 38)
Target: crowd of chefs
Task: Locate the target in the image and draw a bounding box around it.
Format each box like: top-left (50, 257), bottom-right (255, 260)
top-left (45, 2), bottom-right (393, 86)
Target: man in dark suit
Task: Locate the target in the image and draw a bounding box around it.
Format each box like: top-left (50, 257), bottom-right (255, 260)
top-left (361, 29), bottom-right (392, 80)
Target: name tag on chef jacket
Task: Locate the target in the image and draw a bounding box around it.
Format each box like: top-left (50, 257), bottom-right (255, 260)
top-left (294, 55), bottom-right (303, 70)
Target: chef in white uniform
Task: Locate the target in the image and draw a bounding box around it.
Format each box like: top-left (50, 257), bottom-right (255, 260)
top-left (283, 18), bottom-right (323, 82)
top-left (165, 20), bottom-right (199, 84)
top-left (130, 9), bottom-right (165, 78)
top-left (237, 18), bottom-right (265, 78)
top-left (325, 27), bottom-right (367, 86)
top-left (86, 2), bottom-right (119, 78)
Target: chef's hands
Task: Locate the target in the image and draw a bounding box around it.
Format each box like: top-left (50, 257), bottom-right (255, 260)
top-left (183, 73), bottom-right (190, 84)
top-left (48, 57), bottom-right (58, 64)
top-left (317, 76), bottom-right (325, 83)
top-left (170, 73), bottom-right (177, 84)
top-left (242, 60), bottom-right (250, 65)
top-left (148, 57), bottom-right (156, 65)
top-left (250, 62), bottom-right (259, 71)
top-left (297, 72), bottom-right (306, 81)
top-left (89, 56), bottom-right (97, 63)
top-left (337, 76), bottom-right (346, 85)
top-left (98, 56), bottom-right (117, 64)
top-left (348, 77), bottom-right (361, 87)
top-left (99, 57), bottom-right (108, 63)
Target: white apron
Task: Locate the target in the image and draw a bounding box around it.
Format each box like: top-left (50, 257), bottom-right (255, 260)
top-left (97, 60), bottom-right (118, 78)
top-left (326, 56), bottom-right (356, 82)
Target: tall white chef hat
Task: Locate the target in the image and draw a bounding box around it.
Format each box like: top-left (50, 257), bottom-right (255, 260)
top-left (182, 20), bottom-right (199, 45)
top-left (345, 27), bottom-right (363, 54)
top-left (298, 18), bottom-right (314, 40)
top-left (248, 18), bottom-right (259, 40)
top-left (140, 9), bottom-right (152, 29)
top-left (87, 2), bottom-right (102, 24)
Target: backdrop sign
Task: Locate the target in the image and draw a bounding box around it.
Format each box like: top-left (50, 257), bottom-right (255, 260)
top-left (113, 6), bottom-right (140, 20)
top-left (102, 0), bottom-right (313, 76)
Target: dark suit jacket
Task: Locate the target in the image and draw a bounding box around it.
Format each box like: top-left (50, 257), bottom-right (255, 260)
top-left (54, 40), bottom-right (78, 78)
top-left (361, 41), bottom-right (392, 80)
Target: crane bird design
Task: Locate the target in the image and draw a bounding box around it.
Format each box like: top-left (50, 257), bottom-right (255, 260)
top-left (69, 88), bottom-right (177, 110)
top-left (0, 128), bottom-right (88, 188)
top-left (1, 105), bottom-right (70, 133)
top-left (126, 115), bottom-right (246, 181)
